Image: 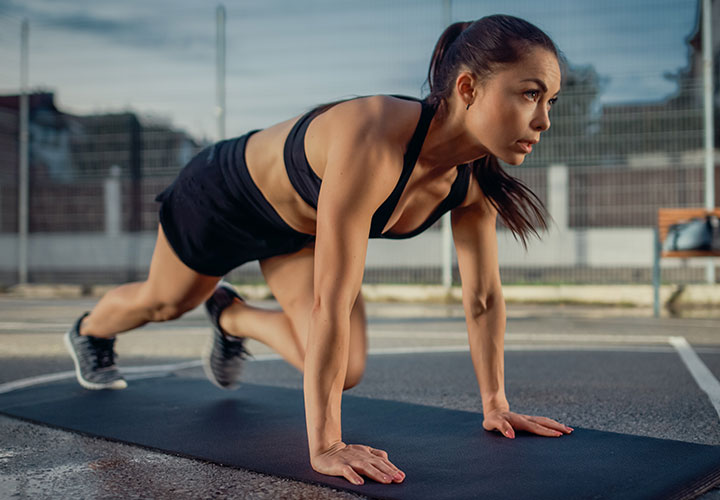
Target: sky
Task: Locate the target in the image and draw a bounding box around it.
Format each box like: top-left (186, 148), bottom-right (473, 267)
top-left (0, 0), bottom-right (700, 141)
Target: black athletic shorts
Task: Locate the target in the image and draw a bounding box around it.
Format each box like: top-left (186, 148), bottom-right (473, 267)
top-left (155, 130), bottom-right (315, 276)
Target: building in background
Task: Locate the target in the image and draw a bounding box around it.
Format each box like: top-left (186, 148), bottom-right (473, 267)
top-left (0, 92), bottom-right (202, 235)
top-left (597, 0), bottom-right (718, 169)
top-left (0, 0), bottom-right (717, 286)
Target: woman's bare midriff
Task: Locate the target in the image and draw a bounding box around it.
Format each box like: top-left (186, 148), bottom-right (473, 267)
top-left (243, 95), bottom-right (471, 237)
top-left (244, 117), bottom-right (318, 234)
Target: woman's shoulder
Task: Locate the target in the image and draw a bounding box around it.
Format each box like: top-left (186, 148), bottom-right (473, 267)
top-left (310, 94), bottom-right (423, 147)
top-left (329, 94), bottom-right (422, 126)
top-left (295, 95), bottom-right (422, 187)
top-left (247, 95), bottom-right (420, 151)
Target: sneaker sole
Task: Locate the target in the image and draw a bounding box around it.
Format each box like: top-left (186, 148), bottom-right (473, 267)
top-left (63, 330), bottom-right (127, 391)
top-left (202, 285), bottom-right (242, 390)
top-left (201, 336), bottom-right (238, 390)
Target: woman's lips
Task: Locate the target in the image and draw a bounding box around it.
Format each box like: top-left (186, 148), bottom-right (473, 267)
top-left (517, 141), bottom-right (533, 153)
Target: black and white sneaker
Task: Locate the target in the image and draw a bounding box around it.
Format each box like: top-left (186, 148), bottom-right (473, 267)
top-left (203, 281), bottom-right (251, 389)
top-left (64, 313), bottom-right (127, 390)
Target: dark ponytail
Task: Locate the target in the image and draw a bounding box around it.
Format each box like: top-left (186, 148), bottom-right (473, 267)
top-left (425, 15), bottom-right (562, 248)
top-left (426, 21), bottom-right (474, 111)
top-left (474, 155), bottom-right (548, 247)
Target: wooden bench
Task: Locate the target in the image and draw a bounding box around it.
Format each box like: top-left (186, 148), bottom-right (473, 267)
top-left (653, 208), bottom-right (720, 316)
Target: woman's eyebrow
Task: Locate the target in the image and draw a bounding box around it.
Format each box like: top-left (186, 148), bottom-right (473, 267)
top-left (520, 78), bottom-right (547, 92)
top-left (520, 78), bottom-right (560, 97)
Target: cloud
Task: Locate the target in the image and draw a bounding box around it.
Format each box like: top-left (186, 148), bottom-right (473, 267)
top-left (0, 0), bottom-right (703, 140)
top-left (2, 0), bottom-right (212, 58)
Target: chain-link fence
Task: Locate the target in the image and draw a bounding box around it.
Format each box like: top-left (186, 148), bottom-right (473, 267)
top-left (0, 0), bottom-right (717, 286)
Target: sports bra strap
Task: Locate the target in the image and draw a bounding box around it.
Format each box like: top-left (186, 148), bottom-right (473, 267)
top-left (369, 97), bottom-right (437, 237)
top-left (281, 94), bottom-right (442, 237)
top-left (283, 110), bottom-right (323, 209)
top-left (283, 94), bottom-right (431, 212)
top-left (380, 163), bottom-right (472, 239)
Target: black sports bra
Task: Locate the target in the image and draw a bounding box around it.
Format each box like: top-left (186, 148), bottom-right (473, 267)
top-left (283, 94), bottom-right (471, 239)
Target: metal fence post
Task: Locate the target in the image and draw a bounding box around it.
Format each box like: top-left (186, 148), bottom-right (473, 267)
top-left (104, 165), bottom-right (121, 236)
top-left (703, 0), bottom-right (716, 284)
top-left (441, 213), bottom-right (452, 289)
top-left (440, 0), bottom-right (453, 292)
top-left (126, 116), bottom-right (142, 282)
top-left (216, 4), bottom-right (226, 141)
top-left (653, 226), bottom-right (661, 318)
top-left (18, 19), bottom-right (29, 285)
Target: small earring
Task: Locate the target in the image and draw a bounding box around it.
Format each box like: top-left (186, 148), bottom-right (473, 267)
top-left (466, 103), bottom-right (470, 110)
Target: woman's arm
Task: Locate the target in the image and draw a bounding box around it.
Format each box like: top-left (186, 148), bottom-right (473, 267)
top-left (452, 200), bottom-right (509, 414)
top-left (304, 99), bottom-right (405, 485)
top-left (452, 198), bottom-right (573, 439)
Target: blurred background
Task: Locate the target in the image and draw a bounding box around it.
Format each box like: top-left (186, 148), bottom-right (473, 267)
top-left (0, 0), bottom-right (717, 288)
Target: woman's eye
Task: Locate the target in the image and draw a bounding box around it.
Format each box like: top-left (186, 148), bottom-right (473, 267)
top-left (548, 97), bottom-right (558, 109)
top-left (524, 90), bottom-right (540, 101)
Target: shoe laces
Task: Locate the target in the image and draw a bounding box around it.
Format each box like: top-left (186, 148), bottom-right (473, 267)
top-left (221, 335), bottom-right (250, 360)
top-left (88, 336), bottom-right (117, 369)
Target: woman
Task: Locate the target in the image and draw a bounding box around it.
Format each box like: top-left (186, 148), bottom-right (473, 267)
top-left (65, 14), bottom-right (573, 486)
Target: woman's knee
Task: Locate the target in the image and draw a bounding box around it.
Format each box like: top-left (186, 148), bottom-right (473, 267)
top-left (343, 295), bottom-right (367, 390)
top-left (343, 354), bottom-right (366, 390)
top-left (140, 287), bottom-right (206, 323)
top-left (144, 299), bottom-right (193, 322)
top-left (343, 369), bottom-right (364, 391)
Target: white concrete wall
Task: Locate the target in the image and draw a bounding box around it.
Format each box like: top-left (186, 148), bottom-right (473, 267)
top-left (0, 233), bottom-right (157, 271)
top-left (2, 164), bottom-right (716, 277)
top-left (1, 227), bottom-right (712, 274)
top-left (495, 227), bottom-right (661, 267)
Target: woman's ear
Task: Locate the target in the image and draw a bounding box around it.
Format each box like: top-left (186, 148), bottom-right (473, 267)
top-left (455, 71), bottom-right (477, 109)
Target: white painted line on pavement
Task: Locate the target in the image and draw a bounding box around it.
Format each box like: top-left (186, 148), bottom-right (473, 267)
top-left (0, 361), bottom-right (205, 394)
top-left (122, 359), bottom-right (203, 373)
top-left (0, 342), bottom-right (688, 396)
top-left (505, 345), bottom-right (677, 353)
top-left (0, 370), bottom-right (76, 394)
top-left (0, 322), bottom-right (69, 330)
top-left (506, 333), bottom-right (672, 344)
top-left (370, 344), bottom-right (679, 354)
top-left (0, 357), bottom-right (279, 395)
top-left (370, 331), bottom-right (673, 344)
top-left (669, 336), bottom-right (720, 420)
top-left (369, 345), bottom-right (469, 355)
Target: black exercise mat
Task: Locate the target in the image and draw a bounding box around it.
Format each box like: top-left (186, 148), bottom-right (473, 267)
top-left (1, 376), bottom-right (720, 500)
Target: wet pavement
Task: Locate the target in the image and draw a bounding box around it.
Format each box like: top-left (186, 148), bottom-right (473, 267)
top-left (1, 297), bottom-right (719, 499)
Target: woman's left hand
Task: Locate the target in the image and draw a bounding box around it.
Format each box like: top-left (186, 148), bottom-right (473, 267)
top-left (483, 409), bottom-right (573, 439)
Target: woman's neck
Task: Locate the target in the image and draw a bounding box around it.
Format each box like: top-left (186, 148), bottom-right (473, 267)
top-left (420, 101), bottom-right (489, 169)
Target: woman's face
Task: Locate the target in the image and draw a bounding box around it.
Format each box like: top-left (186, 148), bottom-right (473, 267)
top-left (464, 47), bottom-right (561, 166)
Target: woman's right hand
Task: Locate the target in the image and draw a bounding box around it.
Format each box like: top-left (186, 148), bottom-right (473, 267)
top-left (311, 442), bottom-right (406, 485)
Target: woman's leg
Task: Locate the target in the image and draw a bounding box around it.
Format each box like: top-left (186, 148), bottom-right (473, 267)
top-left (80, 224), bottom-right (221, 338)
top-left (218, 245), bottom-right (368, 389)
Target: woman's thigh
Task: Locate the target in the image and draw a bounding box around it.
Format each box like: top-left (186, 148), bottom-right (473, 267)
top-left (259, 244), bottom-right (367, 374)
top-left (140, 224), bottom-right (221, 318)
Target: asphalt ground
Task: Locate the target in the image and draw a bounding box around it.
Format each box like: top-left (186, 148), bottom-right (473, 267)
top-left (1, 297), bottom-right (719, 499)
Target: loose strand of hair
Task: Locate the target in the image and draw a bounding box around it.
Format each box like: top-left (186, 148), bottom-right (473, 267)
top-left (472, 156), bottom-right (550, 250)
